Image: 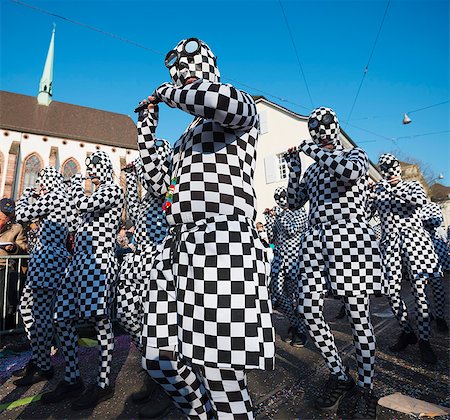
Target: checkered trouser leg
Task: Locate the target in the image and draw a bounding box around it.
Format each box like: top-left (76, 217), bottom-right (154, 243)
top-left (298, 293), bottom-right (347, 380)
top-left (272, 271), bottom-right (307, 334)
top-left (411, 278), bottom-right (430, 341)
top-left (199, 366), bottom-right (254, 419)
top-left (19, 285), bottom-right (54, 371)
top-left (428, 276), bottom-right (446, 319)
top-left (343, 296), bottom-right (376, 389)
top-left (386, 280), bottom-right (414, 333)
top-left (55, 318), bottom-right (80, 384)
top-left (142, 346), bottom-right (215, 419)
top-left (116, 283), bottom-right (142, 351)
top-left (95, 317), bottom-right (115, 388)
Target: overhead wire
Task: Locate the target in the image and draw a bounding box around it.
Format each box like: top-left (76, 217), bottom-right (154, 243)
top-left (278, 0), bottom-right (314, 108)
top-left (406, 100), bottom-right (450, 115)
top-left (345, 0), bottom-right (391, 129)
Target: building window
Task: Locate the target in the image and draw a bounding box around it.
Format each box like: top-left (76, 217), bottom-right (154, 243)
top-left (264, 152), bottom-right (288, 184)
top-left (21, 154), bottom-right (42, 193)
top-left (62, 158), bottom-right (80, 181)
top-left (277, 153), bottom-right (288, 180)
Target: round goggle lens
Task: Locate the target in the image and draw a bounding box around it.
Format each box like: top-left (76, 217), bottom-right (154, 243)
top-left (184, 39), bottom-right (200, 54)
top-left (308, 118), bottom-right (319, 129)
top-left (165, 51), bottom-right (178, 68)
top-left (86, 155), bottom-right (101, 166)
top-left (322, 113), bottom-right (334, 125)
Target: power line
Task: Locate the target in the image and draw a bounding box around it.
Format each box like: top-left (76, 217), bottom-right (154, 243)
top-left (406, 100), bottom-right (450, 115)
top-left (393, 129), bottom-right (450, 141)
top-left (345, 0), bottom-right (391, 129)
top-left (278, 0), bottom-right (314, 108)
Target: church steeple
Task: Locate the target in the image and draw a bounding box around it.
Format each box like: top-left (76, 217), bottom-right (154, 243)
top-left (37, 24), bottom-right (55, 106)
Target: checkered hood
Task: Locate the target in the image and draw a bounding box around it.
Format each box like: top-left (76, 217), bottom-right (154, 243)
top-left (168, 38), bottom-right (220, 87)
top-left (308, 107), bottom-right (341, 147)
top-left (274, 186), bottom-right (287, 208)
top-left (378, 153), bottom-right (401, 179)
top-left (86, 151), bottom-right (114, 183)
top-left (36, 166), bottom-right (64, 191)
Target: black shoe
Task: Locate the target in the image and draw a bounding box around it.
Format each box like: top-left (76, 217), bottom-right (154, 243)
top-left (41, 379), bottom-right (85, 404)
top-left (352, 387), bottom-right (378, 419)
top-left (291, 332), bottom-right (308, 348)
top-left (282, 326), bottom-right (294, 344)
top-left (435, 317), bottom-right (449, 332)
top-left (132, 375), bottom-right (157, 404)
top-left (71, 384), bottom-right (115, 410)
top-left (418, 340), bottom-right (437, 364)
top-left (12, 360), bottom-right (37, 378)
top-left (315, 370), bottom-right (357, 412)
top-left (139, 391), bottom-right (173, 419)
top-left (335, 304), bottom-right (346, 320)
top-left (389, 331), bottom-right (418, 352)
top-left (13, 366), bottom-right (54, 386)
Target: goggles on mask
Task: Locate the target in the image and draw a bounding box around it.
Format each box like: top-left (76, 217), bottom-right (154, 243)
top-left (85, 155), bottom-right (101, 167)
top-left (379, 161), bottom-right (398, 173)
top-left (308, 112), bottom-right (335, 130)
top-left (165, 38), bottom-right (202, 69)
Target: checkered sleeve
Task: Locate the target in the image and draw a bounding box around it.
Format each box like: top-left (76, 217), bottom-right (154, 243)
top-left (264, 212), bottom-right (276, 243)
top-left (125, 171), bottom-right (140, 226)
top-left (365, 187), bottom-right (377, 221)
top-left (15, 189), bottom-right (57, 223)
top-left (421, 202), bottom-right (443, 229)
top-left (137, 108), bottom-right (172, 196)
top-left (285, 150), bottom-right (308, 210)
top-left (73, 182), bottom-right (123, 213)
top-left (392, 180), bottom-right (428, 207)
top-left (301, 141), bottom-right (369, 183)
top-left (153, 80), bottom-right (258, 131)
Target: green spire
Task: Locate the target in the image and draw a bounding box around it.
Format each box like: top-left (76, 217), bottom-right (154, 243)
top-left (37, 24), bottom-right (55, 106)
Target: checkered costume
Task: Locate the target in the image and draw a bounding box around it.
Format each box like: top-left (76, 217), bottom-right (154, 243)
top-left (270, 186), bottom-right (309, 336)
top-left (116, 157), bottom-right (168, 350)
top-left (53, 151), bottom-right (124, 388)
top-left (286, 107), bottom-right (382, 390)
top-left (368, 153), bottom-right (441, 341)
top-left (138, 38), bottom-right (275, 418)
top-left (15, 167), bottom-right (73, 373)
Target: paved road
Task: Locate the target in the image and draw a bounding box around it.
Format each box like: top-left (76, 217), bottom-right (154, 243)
top-left (1, 276), bottom-right (449, 419)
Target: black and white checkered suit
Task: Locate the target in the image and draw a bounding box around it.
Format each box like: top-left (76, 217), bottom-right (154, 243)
top-left (138, 38), bottom-right (274, 418)
top-left (287, 107), bottom-right (382, 390)
top-left (53, 151), bottom-right (124, 388)
top-left (16, 167), bottom-right (73, 373)
top-left (270, 187), bottom-right (308, 336)
top-left (116, 157), bottom-right (168, 350)
top-left (368, 153), bottom-right (441, 341)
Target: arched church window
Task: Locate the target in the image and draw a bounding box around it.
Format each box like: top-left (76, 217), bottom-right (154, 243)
top-left (20, 154), bottom-right (42, 194)
top-left (62, 158), bottom-right (80, 181)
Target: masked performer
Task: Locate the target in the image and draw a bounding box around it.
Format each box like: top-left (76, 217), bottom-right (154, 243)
top-left (420, 200), bottom-right (449, 332)
top-left (136, 37), bottom-right (275, 419)
top-left (270, 186), bottom-right (309, 347)
top-left (116, 157), bottom-right (171, 407)
top-left (286, 107), bottom-right (382, 419)
top-left (368, 153), bottom-right (440, 364)
top-left (41, 151), bottom-right (124, 410)
top-left (13, 167), bottom-right (73, 386)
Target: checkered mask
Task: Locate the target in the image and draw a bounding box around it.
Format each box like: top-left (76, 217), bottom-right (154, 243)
top-left (165, 37), bottom-right (220, 87)
top-left (36, 166), bottom-right (64, 191)
top-left (378, 153), bottom-right (402, 179)
top-left (274, 186), bottom-right (288, 208)
top-left (308, 107), bottom-right (341, 147)
top-left (86, 151), bottom-right (113, 183)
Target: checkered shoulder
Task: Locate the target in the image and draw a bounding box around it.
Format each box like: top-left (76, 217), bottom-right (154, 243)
top-left (74, 182), bottom-right (124, 213)
top-left (154, 80), bottom-right (258, 131)
top-left (421, 201), bottom-right (443, 230)
top-left (393, 180), bottom-right (428, 207)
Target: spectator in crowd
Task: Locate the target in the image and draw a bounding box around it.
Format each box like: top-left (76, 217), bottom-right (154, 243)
top-left (116, 220), bottom-right (135, 265)
top-left (0, 198), bottom-right (27, 330)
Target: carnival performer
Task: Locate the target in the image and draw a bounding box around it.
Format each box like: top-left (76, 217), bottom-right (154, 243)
top-left (41, 151), bottom-right (124, 410)
top-left (115, 157), bottom-right (172, 410)
top-left (368, 153), bottom-right (440, 364)
top-left (270, 186), bottom-right (309, 347)
top-left (13, 167), bottom-right (74, 386)
top-left (420, 200), bottom-right (449, 332)
top-left (286, 107), bottom-right (382, 419)
top-left (136, 37), bottom-right (275, 419)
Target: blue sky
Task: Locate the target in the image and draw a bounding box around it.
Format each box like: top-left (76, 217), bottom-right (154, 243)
top-left (1, 0), bottom-right (449, 183)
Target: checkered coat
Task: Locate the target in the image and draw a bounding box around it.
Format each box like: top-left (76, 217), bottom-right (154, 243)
top-left (421, 201), bottom-right (450, 271)
top-left (138, 79), bottom-right (275, 370)
top-left (286, 141), bottom-right (383, 296)
top-left (16, 186), bottom-right (73, 290)
top-left (367, 179), bottom-right (441, 281)
top-left (54, 176), bottom-right (124, 319)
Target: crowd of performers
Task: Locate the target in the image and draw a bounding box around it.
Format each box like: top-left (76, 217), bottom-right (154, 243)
top-left (10, 37), bottom-right (449, 419)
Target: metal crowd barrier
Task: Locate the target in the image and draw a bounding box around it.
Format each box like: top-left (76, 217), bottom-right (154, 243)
top-left (0, 255), bottom-right (29, 334)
